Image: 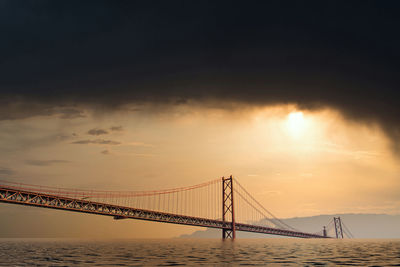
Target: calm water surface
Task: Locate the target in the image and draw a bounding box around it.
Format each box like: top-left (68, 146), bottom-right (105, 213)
top-left (0, 239), bottom-right (399, 266)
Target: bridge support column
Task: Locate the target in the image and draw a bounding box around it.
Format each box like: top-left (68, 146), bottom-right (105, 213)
top-left (222, 175), bottom-right (235, 240)
top-left (334, 217), bottom-right (344, 238)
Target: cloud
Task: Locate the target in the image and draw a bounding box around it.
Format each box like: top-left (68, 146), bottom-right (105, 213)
top-left (1, 2), bottom-right (400, 152)
top-left (25, 160), bottom-right (70, 166)
top-left (57, 108), bottom-right (85, 119)
top-left (88, 128), bottom-right (108, 136)
top-left (71, 139), bottom-right (121, 145)
top-left (0, 102), bottom-right (85, 121)
top-left (0, 167), bottom-right (15, 176)
top-left (55, 134), bottom-right (75, 142)
top-left (87, 126), bottom-right (122, 136)
top-left (110, 126), bottom-right (123, 132)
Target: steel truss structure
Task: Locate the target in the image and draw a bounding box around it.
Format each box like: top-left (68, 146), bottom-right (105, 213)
top-left (334, 216), bottom-right (344, 238)
top-left (0, 185), bottom-right (327, 239)
top-left (222, 176), bottom-right (235, 239)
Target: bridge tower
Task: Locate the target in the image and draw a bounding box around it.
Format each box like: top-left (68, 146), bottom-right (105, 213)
top-left (222, 175), bottom-right (236, 239)
top-left (333, 217), bottom-right (344, 238)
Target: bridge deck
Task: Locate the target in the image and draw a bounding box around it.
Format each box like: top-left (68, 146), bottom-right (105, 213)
top-left (0, 186), bottom-right (327, 238)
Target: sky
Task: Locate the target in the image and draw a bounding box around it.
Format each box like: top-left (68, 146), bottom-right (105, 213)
top-left (1, 1), bottom-right (400, 238)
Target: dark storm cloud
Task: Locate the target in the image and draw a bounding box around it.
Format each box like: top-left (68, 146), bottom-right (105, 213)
top-left (25, 160), bottom-right (70, 166)
top-left (87, 128), bottom-right (109, 136)
top-left (1, 1), bottom-right (400, 150)
top-left (71, 139), bottom-right (121, 145)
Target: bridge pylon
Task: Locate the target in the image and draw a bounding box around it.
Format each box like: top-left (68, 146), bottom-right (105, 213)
top-left (333, 217), bottom-right (344, 238)
top-left (222, 175), bottom-right (235, 240)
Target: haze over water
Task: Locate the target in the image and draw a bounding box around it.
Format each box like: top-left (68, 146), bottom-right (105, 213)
top-left (1, 239), bottom-right (399, 266)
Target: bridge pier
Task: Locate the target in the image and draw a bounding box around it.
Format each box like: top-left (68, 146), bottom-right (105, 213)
top-left (222, 175), bottom-right (235, 240)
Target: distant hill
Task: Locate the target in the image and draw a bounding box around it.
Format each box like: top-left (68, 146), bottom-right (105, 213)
top-left (178, 214), bottom-right (400, 239)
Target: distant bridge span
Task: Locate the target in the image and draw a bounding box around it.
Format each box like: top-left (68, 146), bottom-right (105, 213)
top-left (0, 176), bottom-right (332, 239)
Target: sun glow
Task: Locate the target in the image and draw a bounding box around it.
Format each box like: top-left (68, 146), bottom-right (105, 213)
top-left (286, 111), bottom-right (307, 139)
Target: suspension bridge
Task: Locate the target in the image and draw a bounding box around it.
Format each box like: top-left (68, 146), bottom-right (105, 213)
top-left (0, 176), bottom-right (353, 239)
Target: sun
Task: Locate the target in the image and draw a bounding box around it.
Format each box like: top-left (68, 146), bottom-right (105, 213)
top-left (286, 111), bottom-right (307, 138)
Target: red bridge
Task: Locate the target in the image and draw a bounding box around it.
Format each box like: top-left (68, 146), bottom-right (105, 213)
top-left (0, 176), bottom-right (352, 239)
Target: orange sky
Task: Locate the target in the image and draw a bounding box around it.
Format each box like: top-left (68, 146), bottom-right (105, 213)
top-left (0, 104), bottom-right (399, 238)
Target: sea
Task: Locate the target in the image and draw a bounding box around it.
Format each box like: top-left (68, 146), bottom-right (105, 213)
top-left (0, 238), bottom-right (399, 266)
